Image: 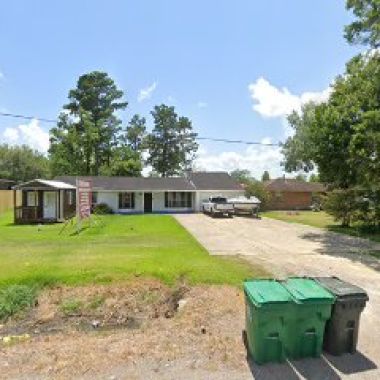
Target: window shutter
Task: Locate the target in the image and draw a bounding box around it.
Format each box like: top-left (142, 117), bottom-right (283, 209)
top-left (118, 193), bottom-right (122, 209)
top-left (165, 192), bottom-right (168, 208)
top-left (132, 193), bottom-right (135, 209)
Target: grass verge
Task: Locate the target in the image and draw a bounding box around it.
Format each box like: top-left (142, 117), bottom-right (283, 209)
top-left (262, 211), bottom-right (380, 242)
top-left (0, 211), bottom-right (267, 290)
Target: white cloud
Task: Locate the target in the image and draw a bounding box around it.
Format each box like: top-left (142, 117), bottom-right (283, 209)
top-left (137, 81), bottom-right (157, 102)
top-left (3, 127), bottom-right (19, 143)
top-left (0, 71), bottom-right (4, 80)
top-left (197, 101), bottom-right (208, 108)
top-left (195, 139), bottom-right (284, 179)
top-left (248, 77), bottom-right (331, 118)
top-left (1, 119), bottom-right (50, 153)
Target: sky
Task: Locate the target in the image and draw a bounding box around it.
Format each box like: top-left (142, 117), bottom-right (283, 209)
top-left (0, 0), bottom-right (362, 178)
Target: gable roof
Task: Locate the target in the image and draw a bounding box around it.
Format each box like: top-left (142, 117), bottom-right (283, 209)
top-left (187, 172), bottom-right (243, 191)
top-left (55, 172), bottom-right (242, 192)
top-left (263, 178), bottom-right (325, 193)
top-left (56, 176), bottom-right (196, 191)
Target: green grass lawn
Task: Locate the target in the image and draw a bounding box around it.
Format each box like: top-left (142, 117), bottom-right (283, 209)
top-left (262, 211), bottom-right (380, 242)
top-left (0, 212), bottom-right (266, 288)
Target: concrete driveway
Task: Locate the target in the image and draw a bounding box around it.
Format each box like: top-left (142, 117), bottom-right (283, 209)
top-left (175, 213), bottom-right (380, 379)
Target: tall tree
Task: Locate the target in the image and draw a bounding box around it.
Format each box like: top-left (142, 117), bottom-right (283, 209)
top-left (282, 52), bottom-right (380, 189)
top-left (261, 171), bottom-right (270, 181)
top-left (99, 146), bottom-right (142, 177)
top-left (345, 0), bottom-right (380, 47)
top-left (309, 173), bottom-right (320, 183)
top-left (294, 173), bottom-right (307, 182)
top-left (123, 114), bottom-right (147, 153)
top-left (50, 71), bottom-right (127, 175)
top-left (0, 144), bottom-right (50, 181)
top-left (147, 104), bottom-right (198, 177)
top-left (230, 169), bottom-right (252, 184)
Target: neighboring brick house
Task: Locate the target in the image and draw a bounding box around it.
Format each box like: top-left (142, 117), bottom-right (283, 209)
top-left (263, 178), bottom-right (326, 210)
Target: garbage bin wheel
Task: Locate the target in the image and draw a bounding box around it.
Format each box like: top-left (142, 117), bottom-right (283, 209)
top-left (242, 330), bottom-right (248, 350)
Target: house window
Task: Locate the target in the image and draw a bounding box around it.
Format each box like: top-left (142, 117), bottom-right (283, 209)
top-left (118, 192), bottom-right (135, 209)
top-left (26, 191), bottom-right (38, 207)
top-left (165, 192), bottom-right (192, 208)
top-left (92, 191), bottom-right (98, 205)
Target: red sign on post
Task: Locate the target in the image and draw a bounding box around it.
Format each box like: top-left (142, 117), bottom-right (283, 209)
top-left (77, 179), bottom-right (92, 220)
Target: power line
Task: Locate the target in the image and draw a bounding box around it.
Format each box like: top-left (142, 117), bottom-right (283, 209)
top-left (0, 111), bottom-right (281, 147)
top-left (0, 112), bottom-right (57, 124)
top-left (196, 137), bottom-right (280, 146)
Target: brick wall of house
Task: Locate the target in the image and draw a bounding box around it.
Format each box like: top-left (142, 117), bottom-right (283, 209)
top-left (267, 191), bottom-right (312, 210)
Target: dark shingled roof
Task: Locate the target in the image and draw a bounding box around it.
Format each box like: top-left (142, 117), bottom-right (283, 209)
top-left (56, 176), bottom-right (196, 191)
top-left (187, 172), bottom-right (243, 191)
top-left (55, 172), bottom-right (242, 192)
top-left (0, 179), bottom-right (16, 190)
top-left (263, 178), bottom-right (326, 193)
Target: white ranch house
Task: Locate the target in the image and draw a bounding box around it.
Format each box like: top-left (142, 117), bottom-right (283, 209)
top-left (57, 172), bottom-right (244, 214)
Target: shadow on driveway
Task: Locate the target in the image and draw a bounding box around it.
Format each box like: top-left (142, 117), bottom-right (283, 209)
top-left (300, 231), bottom-right (380, 272)
top-left (246, 352), bottom-right (377, 379)
top-left (243, 331), bottom-right (377, 379)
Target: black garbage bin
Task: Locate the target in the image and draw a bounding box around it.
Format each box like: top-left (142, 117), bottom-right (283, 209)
top-left (314, 277), bottom-right (368, 356)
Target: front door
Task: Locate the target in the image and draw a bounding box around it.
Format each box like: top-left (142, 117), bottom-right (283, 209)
top-left (144, 193), bottom-right (152, 213)
top-left (43, 191), bottom-right (57, 219)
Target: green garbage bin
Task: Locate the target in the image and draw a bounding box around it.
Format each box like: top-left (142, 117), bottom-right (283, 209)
top-left (282, 277), bottom-right (335, 359)
top-left (243, 279), bottom-right (293, 364)
top-left (314, 277), bottom-right (368, 355)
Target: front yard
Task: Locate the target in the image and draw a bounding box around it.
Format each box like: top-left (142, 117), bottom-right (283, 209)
top-left (0, 212), bottom-right (265, 289)
top-left (262, 210), bottom-right (380, 242)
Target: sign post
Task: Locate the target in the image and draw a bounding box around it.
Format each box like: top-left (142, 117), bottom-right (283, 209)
top-left (76, 179), bottom-right (92, 231)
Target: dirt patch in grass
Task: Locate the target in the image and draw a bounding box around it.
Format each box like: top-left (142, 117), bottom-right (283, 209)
top-left (0, 280), bottom-right (247, 379)
top-left (1, 279), bottom-right (189, 337)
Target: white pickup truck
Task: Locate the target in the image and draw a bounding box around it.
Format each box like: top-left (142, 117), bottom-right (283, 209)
top-left (202, 196), bottom-right (234, 218)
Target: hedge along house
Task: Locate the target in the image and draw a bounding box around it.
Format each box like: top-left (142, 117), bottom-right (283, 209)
top-left (13, 179), bottom-right (76, 224)
top-left (56, 172), bottom-right (244, 214)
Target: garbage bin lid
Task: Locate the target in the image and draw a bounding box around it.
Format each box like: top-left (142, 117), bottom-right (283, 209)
top-left (244, 280), bottom-right (292, 306)
top-left (283, 278), bottom-right (335, 304)
top-left (314, 277), bottom-right (368, 300)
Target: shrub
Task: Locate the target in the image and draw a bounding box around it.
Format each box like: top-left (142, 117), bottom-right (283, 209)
top-left (323, 189), bottom-right (357, 227)
top-left (323, 189), bottom-right (380, 228)
top-left (0, 285), bottom-right (37, 321)
top-left (245, 180), bottom-right (271, 210)
top-left (93, 203), bottom-right (114, 215)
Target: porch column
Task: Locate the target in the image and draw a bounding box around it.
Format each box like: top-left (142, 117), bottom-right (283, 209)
top-left (34, 190), bottom-right (38, 220)
top-left (13, 189), bottom-right (17, 223)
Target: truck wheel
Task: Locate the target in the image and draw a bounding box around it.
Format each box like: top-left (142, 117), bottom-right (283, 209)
top-left (228, 213), bottom-right (233, 218)
top-left (211, 209), bottom-right (215, 218)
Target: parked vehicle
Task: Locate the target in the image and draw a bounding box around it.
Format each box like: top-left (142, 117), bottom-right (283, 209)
top-left (228, 196), bottom-right (261, 217)
top-left (202, 196), bottom-right (234, 217)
